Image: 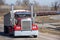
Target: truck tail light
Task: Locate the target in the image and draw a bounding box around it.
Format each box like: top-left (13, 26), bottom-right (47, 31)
top-left (32, 24), bottom-right (38, 30)
top-left (14, 25), bottom-right (21, 31)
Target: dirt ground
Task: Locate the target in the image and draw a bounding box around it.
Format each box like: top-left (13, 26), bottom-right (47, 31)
top-left (35, 15), bottom-right (60, 23)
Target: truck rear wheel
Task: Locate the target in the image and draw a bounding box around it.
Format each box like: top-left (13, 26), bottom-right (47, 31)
top-left (4, 26), bottom-right (9, 34)
top-left (33, 35), bottom-right (37, 38)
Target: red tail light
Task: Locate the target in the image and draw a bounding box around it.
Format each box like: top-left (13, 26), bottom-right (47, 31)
top-left (32, 24), bottom-right (38, 30)
top-left (14, 25), bottom-right (21, 31)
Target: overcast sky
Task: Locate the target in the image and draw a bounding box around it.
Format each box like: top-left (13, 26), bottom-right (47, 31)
top-left (5, 0), bottom-right (60, 6)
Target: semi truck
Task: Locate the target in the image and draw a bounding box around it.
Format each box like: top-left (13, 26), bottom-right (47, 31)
top-left (4, 10), bottom-right (38, 37)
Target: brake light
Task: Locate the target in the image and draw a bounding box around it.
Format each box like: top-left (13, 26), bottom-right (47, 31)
top-left (32, 24), bottom-right (38, 30)
top-left (14, 25), bottom-right (21, 31)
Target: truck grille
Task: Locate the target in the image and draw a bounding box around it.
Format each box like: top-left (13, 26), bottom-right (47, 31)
top-left (21, 21), bottom-right (32, 31)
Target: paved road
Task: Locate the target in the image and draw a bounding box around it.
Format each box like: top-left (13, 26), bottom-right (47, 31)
top-left (0, 24), bottom-right (60, 40)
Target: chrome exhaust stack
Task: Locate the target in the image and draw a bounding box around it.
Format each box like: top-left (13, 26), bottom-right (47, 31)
top-left (10, 4), bottom-right (15, 25)
top-left (31, 4), bottom-right (34, 23)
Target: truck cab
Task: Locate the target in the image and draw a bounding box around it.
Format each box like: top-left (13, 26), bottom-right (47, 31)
top-left (4, 10), bottom-right (38, 37)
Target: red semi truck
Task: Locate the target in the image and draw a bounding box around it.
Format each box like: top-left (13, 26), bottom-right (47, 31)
top-left (4, 10), bottom-right (38, 37)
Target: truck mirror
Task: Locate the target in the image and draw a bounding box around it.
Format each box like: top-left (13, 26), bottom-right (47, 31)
top-left (33, 13), bottom-right (36, 18)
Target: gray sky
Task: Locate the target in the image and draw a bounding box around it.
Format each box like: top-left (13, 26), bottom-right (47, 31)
top-left (5, 0), bottom-right (60, 6)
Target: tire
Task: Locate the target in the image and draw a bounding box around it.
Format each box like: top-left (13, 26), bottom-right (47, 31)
top-left (4, 26), bottom-right (9, 34)
top-left (4, 26), bottom-right (7, 34)
top-left (33, 35), bottom-right (37, 38)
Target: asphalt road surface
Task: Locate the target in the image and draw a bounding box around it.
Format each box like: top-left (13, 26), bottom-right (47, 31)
top-left (0, 24), bottom-right (60, 40)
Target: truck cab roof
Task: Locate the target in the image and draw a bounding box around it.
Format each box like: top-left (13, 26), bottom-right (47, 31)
top-left (10, 10), bottom-right (30, 13)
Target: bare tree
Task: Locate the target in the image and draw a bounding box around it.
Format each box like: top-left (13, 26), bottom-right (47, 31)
top-left (51, 1), bottom-right (60, 11)
top-left (0, 0), bottom-right (4, 5)
top-left (20, 0), bottom-right (30, 10)
top-left (33, 0), bottom-right (40, 12)
top-left (22, 0), bottom-right (30, 6)
top-left (15, 0), bottom-right (21, 6)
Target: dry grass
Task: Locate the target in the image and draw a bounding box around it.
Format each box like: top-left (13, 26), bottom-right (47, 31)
top-left (0, 16), bottom-right (3, 24)
top-left (39, 28), bottom-right (60, 35)
top-left (35, 16), bottom-right (60, 23)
